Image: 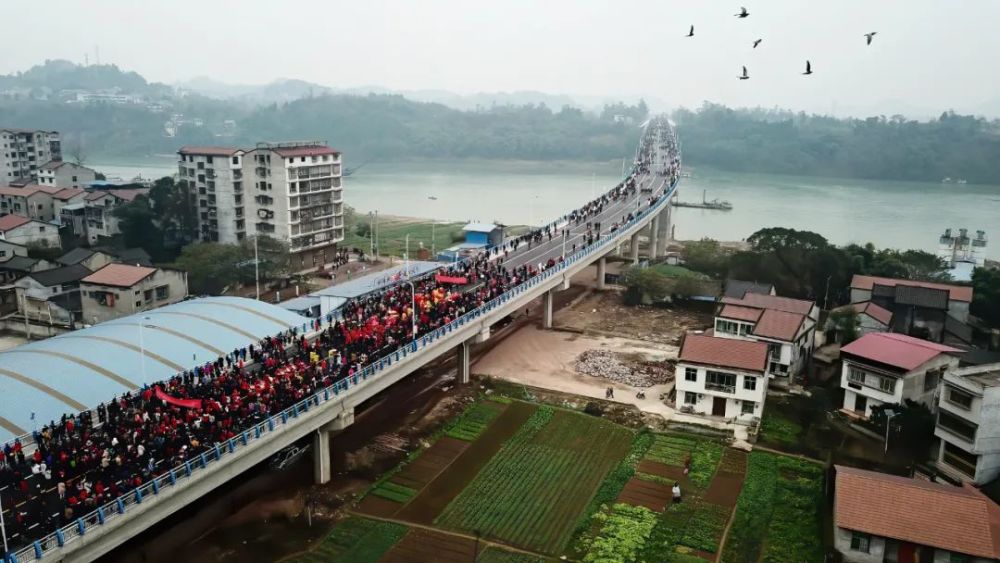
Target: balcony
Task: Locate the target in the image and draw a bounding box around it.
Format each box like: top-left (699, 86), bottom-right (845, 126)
top-left (705, 382), bottom-right (736, 394)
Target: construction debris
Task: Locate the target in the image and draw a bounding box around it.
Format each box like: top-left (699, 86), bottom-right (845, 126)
top-left (574, 350), bottom-right (673, 387)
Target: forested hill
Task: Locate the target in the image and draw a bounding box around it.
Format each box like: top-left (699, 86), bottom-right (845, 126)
top-left (675, 103), bottom-right (1000, 185)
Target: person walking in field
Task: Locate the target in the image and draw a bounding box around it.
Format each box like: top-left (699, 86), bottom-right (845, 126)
top-left (672, 482), bottom-right (682, 504)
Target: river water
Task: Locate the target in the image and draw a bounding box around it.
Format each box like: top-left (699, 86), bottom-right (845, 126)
top-left (91, 157), bottom-right (998, 259)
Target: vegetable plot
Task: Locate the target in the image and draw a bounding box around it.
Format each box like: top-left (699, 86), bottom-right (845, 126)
top-left (287, 517), bottom-right (407, 563)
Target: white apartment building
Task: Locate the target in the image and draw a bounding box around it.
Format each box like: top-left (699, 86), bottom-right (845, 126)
top-left (37, 161), bottom-right (97, 189)
top-left (716, 293), bottom-right (818, 379)
top-left (178, 142), bottom-right (344, 267)
top-left (0, 128), bottom-right (61, 182)
top-left (935, 363), bottom-right (1000, 484)
top-left (840, 332), bottom-right (961, 419)
top-left (675, 333), bottom-right (771, 421)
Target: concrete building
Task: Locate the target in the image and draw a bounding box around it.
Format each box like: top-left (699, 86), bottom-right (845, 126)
top-left (722, 279), bottom-right (775, 299)
top-left (675, 333), bottom-right (770, 421)
top-left (178, 142), bottom-right (345, 268)
top-left (0, 128), bottom-right (61, 182)
top-left (828, 301), bottom-right (894, 339)
top-left (833, 465), bottom-right (1000, 562)
top-left (716, 292), bottom-right (818, 380)
top-left (59, 188), bottom-right (149, 244)
top-left (840, 332), bottom-right (961, 419)
top-left (0, 213), bottom-right (60, 248)
top-left (850, 274), bottom-right (974, 344)
top-left (935, 363), bottom-right (1000, 484)
top-left (36, 161), bottom-right (97, 189)
top-left (462, 223), bottom-right (504, 247)
top-left (0, 184), bottom-right (62, 222)
top-left (0, 238), bottom-right (27, 260)
top-left (14, 264), bottom-right (91, 324)
top-left (80, 263), bottom-right (188, 324)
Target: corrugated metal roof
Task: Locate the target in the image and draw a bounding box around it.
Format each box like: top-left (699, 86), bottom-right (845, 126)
top-left (0, 296), bottom-right (308, 442)
top-left (314, 261), bottom-right (444, 300)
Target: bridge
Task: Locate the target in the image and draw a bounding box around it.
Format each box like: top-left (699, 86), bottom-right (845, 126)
top-left (5, 120), bottom-right (681, 563)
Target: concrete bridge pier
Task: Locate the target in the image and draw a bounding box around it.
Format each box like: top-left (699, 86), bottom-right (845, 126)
top-left (457, 339), bottom-right (471, 384)
top-left (656, 206), bottom-right (671, 258)
top-left (596, 256), bottom-right (607, 290)
top-left (543, 289), bottom-right (554, 329)
top-left (630, 233), bottom-right (640, 264)
top-left (313, 408), bottom-right (355, 484)
top-left (648, 215), bottom-right (660, 261)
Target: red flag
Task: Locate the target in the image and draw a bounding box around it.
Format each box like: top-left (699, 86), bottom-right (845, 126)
top-left (154, 386), bottom-right (203, 410)
top-left (435, 274), bottom-right (468, 284)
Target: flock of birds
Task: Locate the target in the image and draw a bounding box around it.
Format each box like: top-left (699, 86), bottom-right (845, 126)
top-left (684, 7), bottom-right (878, 80)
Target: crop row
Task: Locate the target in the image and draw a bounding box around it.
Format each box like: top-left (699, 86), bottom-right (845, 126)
top-left (721, 452), bottom-right (824, 563)
top-left (581, 503), bottom-right (659, 563)
top-left (372, 481), bottom-right (418, 504)
top-left (678, 501), bottom-right (731, 553)
top-left (446, 400), bottom-right (505, 442)
top-left (289, 517), bottom-right (408, 563)
top-left (438, 407), bottom-right (630, 554)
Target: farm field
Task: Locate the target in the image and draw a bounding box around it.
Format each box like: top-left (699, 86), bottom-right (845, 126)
top-left (436, 406), bottom-right (633, 554)
top-left (284, 516), bottom-right (407, 563)
top-left (720, 451), bottom-right (825, 563)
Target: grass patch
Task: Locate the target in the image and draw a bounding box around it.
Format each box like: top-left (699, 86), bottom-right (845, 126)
top-left (760, 409), bottom-right (805, 447)
top-left (721, 452), bottom-right (824, 563)
top-left (678, 502), bottom-right (730, 553)
top-left (287, 517), bottom-right (407, 563)
top-left (371, 481), bottom-right (418, 503)
top-left (437, 406), bottom-right (633, 555)
top-left (478, 547), bottom-right (550, 563)
top-left (446, 400), bottom-right (504, 442)
top-left (342, 212), bottom-right (466, 258)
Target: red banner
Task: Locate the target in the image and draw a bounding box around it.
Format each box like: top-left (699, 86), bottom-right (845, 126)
top-left (154, 386), bottom-right (203, 410)
top-left (435, 274), bottom-right (468, 284)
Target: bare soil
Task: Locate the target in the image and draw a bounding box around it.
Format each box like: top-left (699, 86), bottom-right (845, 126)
top-left (356, 495), bottom-right (405, 519)
top-left (555, 289), bottom-right (714, 345)
top-left (703, 449), bottom-right (748, 509)
top-left (637, 459), bottom-right (686, 481)
top-left (617, 478), bottom-right (673, 512)
top-left (380, 528), bottom-right (478, 563)
top-left (390, 437), bottom-right (472, 490)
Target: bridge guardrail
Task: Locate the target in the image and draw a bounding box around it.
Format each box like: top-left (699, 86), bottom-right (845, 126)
top-left (8, 145), bottom-right (676, 563)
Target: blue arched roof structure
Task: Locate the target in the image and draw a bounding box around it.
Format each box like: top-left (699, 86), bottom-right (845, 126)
top-left (0, 296), bottom-right (309, 443)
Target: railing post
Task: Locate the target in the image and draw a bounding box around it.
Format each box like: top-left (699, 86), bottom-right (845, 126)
top-left (200, 452), bottom-right (209, 468)
top-left (37, 539), bottom-right (47, 556)
top-left (134, 487), bottom-right (143, 504)
top-left (169, 469), bottom-right (177, 485)
top-left (76, 518), bottom-right (85, 536)
top-left (117, 497), bottom-right (126, 514)
top-left (215, 443), bottom-right (223, 459)
top-left (97, 506), bottom-right (106, 525)
top-left (151, 478), bottom-right (160, 495)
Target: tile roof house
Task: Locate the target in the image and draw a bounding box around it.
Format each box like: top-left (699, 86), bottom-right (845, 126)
top-left (79, 263), bottom-right (188, 324)
top-left (14, 263), bottom-right (92, 324)
top-left (715, 292), bottom-right (818, 380)
top-left (828, 301), bottom-right (894, 339)
top-left (850, 274), bottom-right (974, 345)
top-left (0, 213), bottom-right (61, 248)
top-left (675, 333), bottom-right (771, 420)
top-left (840, 332), bottom-right (962, 419)
top-left (722, 279), bottom-right (776, 299)
top-left (834, 465), bottom-right (1000, 561)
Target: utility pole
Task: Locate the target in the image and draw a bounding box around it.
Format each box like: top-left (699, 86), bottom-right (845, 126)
top-left (254, 235), bottom-right (261, 300)
top-left (405, 234), bottom-right (410, 273)
top-left (885, 410), bottom-right (899, 454)
top-left (1, 488), bottom-right (8, 557)
top-left (369, 211), bottom-right (375, 259)
top-left (138, 316), bottom-right (151, 382)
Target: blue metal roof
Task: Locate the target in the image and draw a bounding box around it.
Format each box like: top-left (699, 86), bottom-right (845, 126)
top-left (0, 296), bottom-right (308, 443)
top-left (313, 261), bottom-right (444, 300)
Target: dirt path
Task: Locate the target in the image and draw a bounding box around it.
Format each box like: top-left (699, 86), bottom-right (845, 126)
top-left (709, 450), bottom-right (749, 563)
top-left (394, 402), bottom-right (537, 524)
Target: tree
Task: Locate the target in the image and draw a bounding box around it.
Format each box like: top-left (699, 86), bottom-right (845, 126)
top-left (870, 400), bottom-right (936, 462)
top-left (112, 194), bottom-right (166, 260)
top-left (971, 267), bottom-right (1000, 327)
top-left (681, 238), bottom-right (729, 278)
top-left (827, 307), bottom-right (860, 343)
top-left (148, 177), bottom-right (197, 246)
top-left (172, 242), bottom-right (242, 295)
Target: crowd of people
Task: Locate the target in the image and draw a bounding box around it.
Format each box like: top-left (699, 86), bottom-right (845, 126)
top-left (0, 122), bottom-right (679, 555)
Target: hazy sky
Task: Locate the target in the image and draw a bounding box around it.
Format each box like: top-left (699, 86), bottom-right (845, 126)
top-left (6, 0), bottom-right (1000, 116)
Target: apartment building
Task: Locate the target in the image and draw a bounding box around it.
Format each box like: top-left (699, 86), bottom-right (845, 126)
top-left (0, 214), bottom-right (60, 248)
top-left (37, 160), bottom-right (97, 189)
top-left (840, 332), bottom-right (961, 419)
top-left (716, 292), bottom-right (819, 380)
top-left (0, 128), bottom-right (61, 182)
top-left (177, 142), bottom-right (345, 267)
top-left (60, 188), bottom-right (149, 244)
top-left (935, 363), bottom-right (1000, 484)
top-left (0, 184), bottom-right (64, 222)
top-left (675, 333), bottom-right (771, 421)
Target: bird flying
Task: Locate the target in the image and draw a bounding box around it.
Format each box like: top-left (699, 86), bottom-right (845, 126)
top-left (753, 39), bottom-right (762, 48)
top-left (864, 32), bottom-right (877, 45)
top-left (802, 60), bottom-right (813, 75)
top-left (735, 6), bottom-right (749, 18)
top-left (739, 66), bottom-right (750, 80)
top-left (686, 25), bottom-right (694, 37)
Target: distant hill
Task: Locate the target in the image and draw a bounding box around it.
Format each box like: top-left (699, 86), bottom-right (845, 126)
top-left (0, 59), bottom-right (170, 96)
top-left (175, 77), bottom-right (334, 104)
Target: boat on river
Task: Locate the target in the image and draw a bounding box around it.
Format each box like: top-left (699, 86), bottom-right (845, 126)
top-left (672, 190), bottom-right (733, 211)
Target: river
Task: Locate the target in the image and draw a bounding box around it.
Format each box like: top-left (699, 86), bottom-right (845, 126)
top-left (90, 157), bottom-right (998, 259)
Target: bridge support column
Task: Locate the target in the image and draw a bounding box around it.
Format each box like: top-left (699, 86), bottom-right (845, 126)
top-left (457, 339), bottom-right (471, 384)
top-left (313, 428), bottom-right (332, 484)
top-left (596, 257), bottom-right (607, 290)
top-left (543, 289), bottom-right (554, 329)
top-left (648, 215), bottom-right (660, 261)
top-left (657, 207), bottom-right (671, 257)
top-left (630, 233), bottom-right (640, 264)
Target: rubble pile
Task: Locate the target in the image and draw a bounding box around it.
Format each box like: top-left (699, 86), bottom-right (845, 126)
top-left (575, 350), bottom-right (672, 387)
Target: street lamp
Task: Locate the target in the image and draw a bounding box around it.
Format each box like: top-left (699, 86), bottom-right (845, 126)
top-left (138, 316), bottom-right (152, 382)
top-left (1, 489), bottom-right (9, 558)
top-left (884, 410), bottom-right (900, 454)
top-left (403, 280), bottom-right (418, 340)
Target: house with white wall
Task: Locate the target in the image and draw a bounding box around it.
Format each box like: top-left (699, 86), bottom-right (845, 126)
top-left (715, 292), bottom-right (818, 380)
top-left (13, 263), bottom-right (91, 324)
top-left (935, 363), bottom-right (1000, 485)
top-left (834, 465), bottom-right (1000, 563)
top-left (675, 333), bottom-right (770, 421)
top-left (80, 263), bottom-right (188, 324)
top-left (828, 301), bottom-right (893, 339)
top-left (36, 161), bottom-right (97, 189)
top-left (840, 332), bottom-right (961, 419)
top-left (0, 213), bottom-right (60, 248)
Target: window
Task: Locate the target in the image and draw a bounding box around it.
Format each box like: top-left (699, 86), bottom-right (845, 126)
top-left (685, 368), bottom-right (697, 382)
top-left (949, 553), bottom-right (969, 563)
top-left (878, 376), bottom-right (895, 394)
top-left (72, 175), bottom-right (77, 182)
top-left (155, 285), bottom-right (169, 300)
top-left (716, 319), bottom-right (739, 335)
top-left (938, 410), bottom-right (978, 442)
top-left (924, 368), bottom-right (941, 392)
top-left (849, 532), bottom-right (871, 553)
top-left (684, 392), bottom-right (697, 405)
top-left (741, 401), bottom-right (756, 415)
top-left (706, 371), bottom-right (736, 393)
top-left (135, 300), bottom-right (141, 307)
top-left (947, 386), bottom-right (974, 410)
top-left (744, 376), bottom-right (757, 391)
top-left (38, 226), bottom-right (45, 232)
top-left (232, 156), bottom-right (239, 165)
